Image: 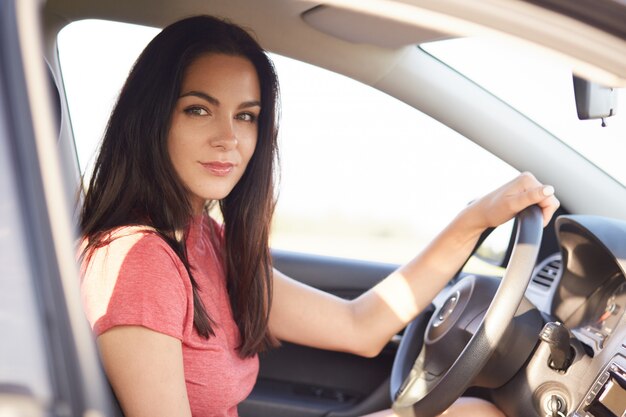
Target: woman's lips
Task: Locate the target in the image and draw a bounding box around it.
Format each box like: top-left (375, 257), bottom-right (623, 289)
top-left (200, 161), bottom-right (235, 176)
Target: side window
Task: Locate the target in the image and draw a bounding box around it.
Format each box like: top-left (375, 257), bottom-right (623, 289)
top-left (58, 20), bottom-right (518, 267)
top-left (58, 20), bottom-right (160, 179)
top-left (272, 55), bottom-right (517, 265)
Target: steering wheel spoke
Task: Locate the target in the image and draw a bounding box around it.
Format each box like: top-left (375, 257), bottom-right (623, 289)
top-left (391, 205), bottom-right (544, 416)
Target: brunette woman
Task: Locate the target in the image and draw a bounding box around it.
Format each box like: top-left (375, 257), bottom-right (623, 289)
top-left (79, 15), bottom-right (559, 417)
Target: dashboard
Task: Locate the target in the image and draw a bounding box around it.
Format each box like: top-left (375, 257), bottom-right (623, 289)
top-left (574, 276), bottom-right (626, 355)
top-left (493, 215), bottom-right (626, 417)
top-left (553, 216), bottom-right (626, 355)
top-left (520, 215), bottom-right (626, 417)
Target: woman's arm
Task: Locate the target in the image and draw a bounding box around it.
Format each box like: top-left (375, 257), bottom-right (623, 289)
top-left (268, 172), bottom-right (560, 357)
top-left (98, 326), bottom-right (192, 417)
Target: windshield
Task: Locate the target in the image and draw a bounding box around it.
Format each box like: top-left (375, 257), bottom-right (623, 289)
top-left (422, 38), bottom-right (626, 187)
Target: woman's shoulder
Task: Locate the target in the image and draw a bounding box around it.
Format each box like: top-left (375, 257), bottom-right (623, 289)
top-left (82, 225), bottom-right (171, 255)
top-left (110, 226), bottom-right (175, 256)
top-left (79, 225), bottom-right (185, 277)
top-left (79, 226), bottom-right (193, 338)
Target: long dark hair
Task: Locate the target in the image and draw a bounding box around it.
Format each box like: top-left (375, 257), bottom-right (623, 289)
top-left (80, 15), bottom-right (279, 357)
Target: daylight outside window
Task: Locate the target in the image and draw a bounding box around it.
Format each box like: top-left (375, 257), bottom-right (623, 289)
top-left (423, 38), bottom-right (626, 188)
top-left (58, 20), bottom-right (522, 267)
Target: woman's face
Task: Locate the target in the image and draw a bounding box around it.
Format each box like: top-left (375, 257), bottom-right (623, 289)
top-left (168, 53), bottom-right (261, 213)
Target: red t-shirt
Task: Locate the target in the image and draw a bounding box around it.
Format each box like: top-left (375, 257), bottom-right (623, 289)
top-left (80, 216), bottom-right (259, 416)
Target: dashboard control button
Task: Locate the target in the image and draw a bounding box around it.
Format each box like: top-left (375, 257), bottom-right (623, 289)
top-left (599, 372), bottom-right (610, 384)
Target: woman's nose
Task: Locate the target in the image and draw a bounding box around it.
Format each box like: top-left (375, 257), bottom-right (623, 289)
top-left (210, 117), bottom-right (238, 150)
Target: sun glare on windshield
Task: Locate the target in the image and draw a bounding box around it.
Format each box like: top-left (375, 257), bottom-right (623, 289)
top-left (423, 38), bottom-right (626, 187)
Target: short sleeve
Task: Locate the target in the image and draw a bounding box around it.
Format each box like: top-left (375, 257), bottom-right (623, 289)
top-left (80, 230), bottom-right (192, 341)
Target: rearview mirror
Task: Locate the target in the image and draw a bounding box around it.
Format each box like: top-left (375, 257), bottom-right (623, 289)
top-left (573, 75), bottom-right (618, 120)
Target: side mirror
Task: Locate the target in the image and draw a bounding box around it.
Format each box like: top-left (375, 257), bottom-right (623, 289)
top-left (573, 75), bottom-right (618, 121)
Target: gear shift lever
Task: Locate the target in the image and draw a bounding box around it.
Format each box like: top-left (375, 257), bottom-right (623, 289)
top-left (539, 322), bottom-right (573, 371)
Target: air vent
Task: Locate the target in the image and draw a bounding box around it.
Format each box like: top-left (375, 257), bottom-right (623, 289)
top-left (531, 254), bottom-right (562, 290)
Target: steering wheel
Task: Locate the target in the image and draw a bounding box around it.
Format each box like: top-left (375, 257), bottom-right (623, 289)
top-left (390, 205), bottom-right (543, 417)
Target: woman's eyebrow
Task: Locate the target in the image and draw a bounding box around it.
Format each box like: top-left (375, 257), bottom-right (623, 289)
top-left (179, 91), bottom-right (261, 110)
top-left (239, 100), bottom-right (261, 109)
top-left (180, 90), bottom-right (219, 105)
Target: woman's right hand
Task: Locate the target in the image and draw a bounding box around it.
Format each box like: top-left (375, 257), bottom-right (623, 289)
top-left (462, 172), bottom-right (560, 232)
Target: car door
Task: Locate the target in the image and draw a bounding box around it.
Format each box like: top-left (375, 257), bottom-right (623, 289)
top-left (240, 251), bottom-right (400, 417)
top-left (0, 1), bottom-right (116, 415)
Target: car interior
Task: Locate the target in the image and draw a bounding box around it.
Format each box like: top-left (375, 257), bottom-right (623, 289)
top-left (2, 0), bottom-right (626, 417)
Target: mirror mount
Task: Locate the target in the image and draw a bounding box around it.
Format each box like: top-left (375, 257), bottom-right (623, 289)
top-left (573, 75), bottom-right (618, 126)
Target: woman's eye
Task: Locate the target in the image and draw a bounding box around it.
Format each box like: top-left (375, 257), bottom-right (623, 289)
top-left (184, 106), bottom-right (209, 116)
top-left (237, 112), bottom-right (257, 123)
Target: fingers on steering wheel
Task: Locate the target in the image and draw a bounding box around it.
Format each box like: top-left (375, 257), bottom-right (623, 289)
top-left (515, 173), bottom-right (560, 227)
top-left (523, 185), bottom-right (559, 227)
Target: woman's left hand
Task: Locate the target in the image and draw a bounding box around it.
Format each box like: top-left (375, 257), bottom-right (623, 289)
top-left (465, 172), bottom-right (560, 231)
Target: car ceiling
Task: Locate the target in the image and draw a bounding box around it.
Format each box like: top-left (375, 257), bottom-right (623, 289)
top-left (43, 0), bottom-right (626, 87)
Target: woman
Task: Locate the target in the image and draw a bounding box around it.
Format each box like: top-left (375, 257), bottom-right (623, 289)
top-left (79, 15), bottom-right (559, 417)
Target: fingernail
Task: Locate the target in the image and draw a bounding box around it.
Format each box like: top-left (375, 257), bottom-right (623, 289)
top-left (542, 185), bottom-right (554, 196)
